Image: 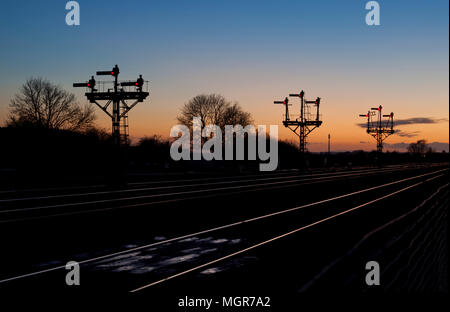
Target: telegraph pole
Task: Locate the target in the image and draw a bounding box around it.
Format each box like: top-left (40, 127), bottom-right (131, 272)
top-left (328, 133), bottom-right (331, 155)
top-left (274, 90), bottom-right (323, 170)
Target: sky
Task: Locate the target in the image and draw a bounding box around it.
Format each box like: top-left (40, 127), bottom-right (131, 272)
top-left (0, 0), bottom-right (448, 152)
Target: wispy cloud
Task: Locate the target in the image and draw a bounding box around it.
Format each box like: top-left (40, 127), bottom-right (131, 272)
top-left (357, 117), bottom-right (448, 129)
top-left (395, 130), bottom-right (421, 138)
top-left (394, 117), bottom-right (448, 126)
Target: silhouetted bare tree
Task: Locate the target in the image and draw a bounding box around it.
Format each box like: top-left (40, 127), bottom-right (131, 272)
top-left (7, 77), bottom-right (95, 132)
top-left (407, 139), bottom-right (428, 155)
top-left (177, 94), bottom-right (252, 130)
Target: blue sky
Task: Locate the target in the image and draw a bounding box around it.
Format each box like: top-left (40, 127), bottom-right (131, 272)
top-left (0, 0), bottom-right (448, 150)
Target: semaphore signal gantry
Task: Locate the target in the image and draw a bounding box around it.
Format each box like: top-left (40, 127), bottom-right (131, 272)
top-left (73, 65), bottom-right (149, 146)
top-left (274, 90), bottom-right (323, 155)
top-left (359, 105), bottom-right (394, 154)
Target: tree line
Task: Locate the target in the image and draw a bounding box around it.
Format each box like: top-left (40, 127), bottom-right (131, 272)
top-left (1, 77), bottom-right (447, 187)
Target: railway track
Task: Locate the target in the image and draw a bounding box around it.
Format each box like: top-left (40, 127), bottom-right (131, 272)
top-left (0, 164), bottom-right (440, 222)
top-left (0, 164), bottom-right (447, 297)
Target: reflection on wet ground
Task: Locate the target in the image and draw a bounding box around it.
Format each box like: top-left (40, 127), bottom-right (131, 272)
top-left (91, 236), bottom-right (246, 277)
top-left (39, 235), bottom-right (250, 280)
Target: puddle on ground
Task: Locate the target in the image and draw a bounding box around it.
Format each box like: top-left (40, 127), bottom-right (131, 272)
top-left (92, 235), bottom-right (245, 275)
top-left (38, 234), bottom-right (246, 278)
top-left (201, 267), bottom-right (222, 274)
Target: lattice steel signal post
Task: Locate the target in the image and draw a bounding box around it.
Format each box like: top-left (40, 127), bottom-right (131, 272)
top-left (274, 90), bottom-right (323, 154)
top-left (73, 65), bottom-right (149, 146)
top-left (359, 105), bottom-right (394, 154)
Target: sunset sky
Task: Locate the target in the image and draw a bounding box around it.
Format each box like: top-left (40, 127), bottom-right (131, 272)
top-left (0, 0), bottom-right (448, 152)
